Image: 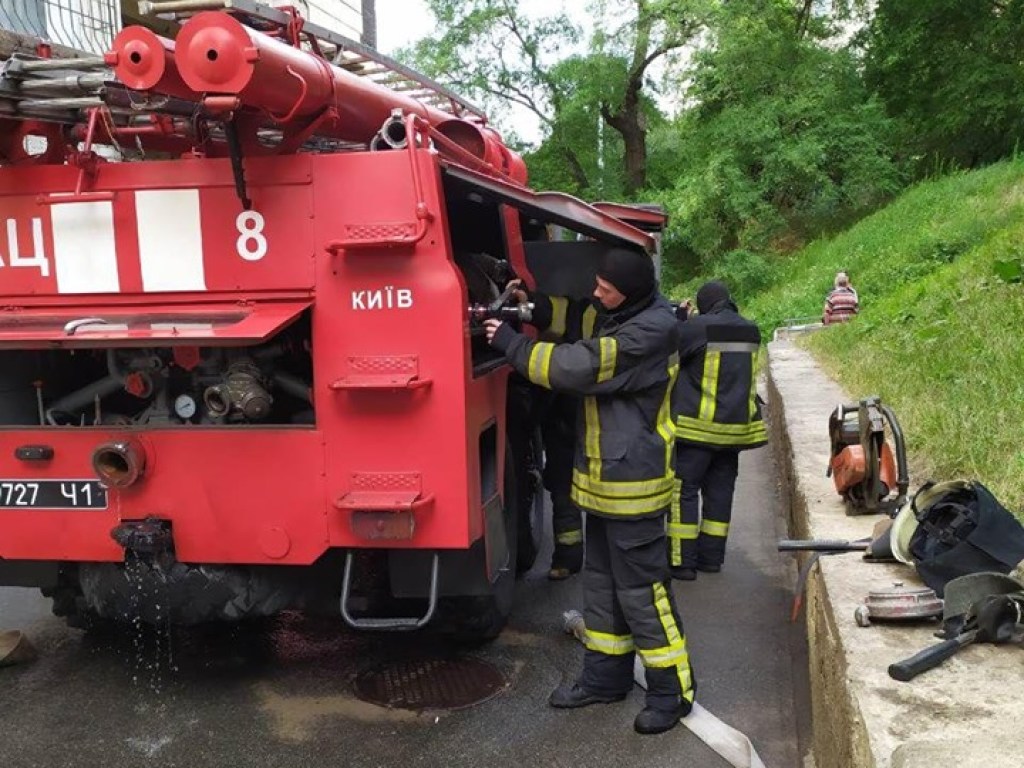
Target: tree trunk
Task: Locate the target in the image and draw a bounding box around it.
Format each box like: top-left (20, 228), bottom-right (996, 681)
top-left (621, 122), bottom-right (647, 196)
top-left (602, 84), bottom-right (647, 196)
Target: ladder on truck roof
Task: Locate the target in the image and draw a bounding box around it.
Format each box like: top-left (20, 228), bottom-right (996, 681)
top-left (138, 0), bottom-right (486, 120)
top-left (0, 0), bottom-right (483, 151)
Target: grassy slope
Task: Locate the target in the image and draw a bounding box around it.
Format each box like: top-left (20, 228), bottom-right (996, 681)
top-left (745, 158), bottom-right (1024, 511)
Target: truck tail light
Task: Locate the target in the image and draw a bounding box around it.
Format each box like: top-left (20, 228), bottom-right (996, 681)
top-left (92, 440), bottom-right (147, 489)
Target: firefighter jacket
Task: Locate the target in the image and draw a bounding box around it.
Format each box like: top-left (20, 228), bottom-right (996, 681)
top-left (490, 295), bottom-right (680, 520)
top-left (673, 301), bottom-right (767, 450)
top-left (531, 293), bottom-right (600, 344)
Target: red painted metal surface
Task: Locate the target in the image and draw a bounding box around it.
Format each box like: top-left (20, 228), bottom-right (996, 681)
top-left (105, 27), bottom-right (193, 102)
top-left (0, 10), bottom-right (654, 584)
top-left (174, 12), bottom-right (454, 141)
top-left (0, 149), bottom-right (490, 564)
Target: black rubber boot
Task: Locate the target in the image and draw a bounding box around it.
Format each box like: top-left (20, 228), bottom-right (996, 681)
top-left (548, 682), bottom-right (627, 709)
top-left (634, 700), bottom-right (691, 735)
top-left (696, 562), bottom-right (721, 573)
top-left (549, 543), bottom-right (584, 581)
top-left (670, 566), bottom-right (697, 581)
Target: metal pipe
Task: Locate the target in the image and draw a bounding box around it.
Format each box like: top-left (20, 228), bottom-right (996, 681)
top-left (105, 27), bottom-right (193, 101)
top-left (380, 111), bottom-right (407, 149)
top-left (12, 57), bottom-right (108, 73)
top-left (46, 376), bottom-right (124, 425)
top-left (139, 0), bottom-right (231, 13)
top-left (272, 371), bottom-right (312, 404)
top-left (17, 97), bottom-right (103, 110)
top-left (174, 12), bottom-right (457, 140)
top-left (777, 539), bottom-right (870, 552)
top-left (13, 74), bottom-right (107, 96)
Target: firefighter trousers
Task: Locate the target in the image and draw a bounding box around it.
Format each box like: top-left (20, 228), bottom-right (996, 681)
top-left (669, 445), bottom-right (740, 569)
top-left (551, 492), bottom-right (583, 569)
top-left (540, 403), bottom-right (583, 570)
top-left (580, 514), bottom-right (695, 711)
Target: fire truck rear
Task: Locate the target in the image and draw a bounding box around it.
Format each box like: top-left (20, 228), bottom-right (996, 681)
top-left (0, 4), bottom-right (659, 638)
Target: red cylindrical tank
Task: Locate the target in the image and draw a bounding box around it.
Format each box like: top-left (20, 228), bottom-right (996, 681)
top-left (105, 27), bottom-right (193, 102)
top-left (174, 12), bottom-right (455, 142)
top-left (435, 120), bottom-right (528, 185)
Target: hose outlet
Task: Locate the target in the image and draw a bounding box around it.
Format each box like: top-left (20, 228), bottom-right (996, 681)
top-left (92, 440), bottom-right (147, 489)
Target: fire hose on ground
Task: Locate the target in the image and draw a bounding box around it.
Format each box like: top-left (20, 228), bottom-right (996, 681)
top-left (562, 610), bottom-right (768, 768)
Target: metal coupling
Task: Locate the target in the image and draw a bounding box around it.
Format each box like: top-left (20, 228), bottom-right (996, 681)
top-left (92, 439), bottom-right (147, 489)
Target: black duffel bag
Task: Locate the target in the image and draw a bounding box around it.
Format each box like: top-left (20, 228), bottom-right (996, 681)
top-left (890, 480), bottom-right (1024, 597)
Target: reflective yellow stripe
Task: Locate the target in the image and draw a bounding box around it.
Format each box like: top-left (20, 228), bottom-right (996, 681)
top-left (639, 644), bottom-right (692, 669)
top-left (668, 523), bottom-right (698, 540)
top-left (556, 529), bottom-right (583, 545)
top-left (572, 487), bottom-right (673, 516)
top-left (584, 629), bottom-right (634, 655)
top-left (597, 336), bottom-right (617, 383)
top-left (549, 296), bottom-right (568, 339)
top-left (701, 520), bottom-right (730, 537)
top-left (584, 396), bottom-right (601, 477)
top-left (645, 583), bottom-right (693, 693)
top-left (749, 351), bottom-right (759, 421)
top-left (669, 476), bottom-right (684, 565)
top-left (676, 429), bottom-right (767, 446)
top-left (676, 416), bottom-right (766, 435)
top-left (675, 417), bottom-right (768, 446)
top-left (582, 305), bottom-right (598, 339)
top-left (669, 478), bottom-right (682, 522)
top-left (653, 583), bottom-right (683, 646)
top-left (698, 350), bottom-right (721, 422)
top-left (572, 469), bottom-right (675, 498)
top-left (658, 355), bottom-right (679, 476)
top-left (527, 342), bottom-right (555, 389)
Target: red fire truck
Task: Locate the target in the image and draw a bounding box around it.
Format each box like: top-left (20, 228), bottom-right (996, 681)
top-left (0, 2), bottom-right (662, 638)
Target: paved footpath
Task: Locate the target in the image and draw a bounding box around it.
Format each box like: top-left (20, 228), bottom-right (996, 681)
top-left (0, 445), bottom-right (807, 768)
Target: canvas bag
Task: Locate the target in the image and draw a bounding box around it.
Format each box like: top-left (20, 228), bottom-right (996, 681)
top-left (903, 480), bottom-right (1024, 596)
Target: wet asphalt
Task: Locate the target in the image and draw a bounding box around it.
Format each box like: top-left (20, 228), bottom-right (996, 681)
top-left (0, 445), bottom-right (809, 768)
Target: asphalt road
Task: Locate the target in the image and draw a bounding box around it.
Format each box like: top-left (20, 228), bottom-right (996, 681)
top-left (0, 445), bottom-right (808, 768)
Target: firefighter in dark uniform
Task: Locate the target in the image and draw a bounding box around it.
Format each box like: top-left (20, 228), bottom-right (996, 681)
top-left (669, 281), bottom-right (767, 581)
top-left (485, 248), bottom-right (695, 735)
top-left (526, 294), bottom-right (600, 579)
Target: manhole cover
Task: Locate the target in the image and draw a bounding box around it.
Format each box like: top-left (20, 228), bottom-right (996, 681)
top-left (353, 657), bottom-right (507, 711)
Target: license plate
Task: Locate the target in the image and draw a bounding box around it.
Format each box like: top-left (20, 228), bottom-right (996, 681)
top-left (0, 480), bottom-right (108, 510)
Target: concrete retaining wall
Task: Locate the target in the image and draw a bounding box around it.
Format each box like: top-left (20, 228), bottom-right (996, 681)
top-left (765, 340), bottom-right (1023, 768)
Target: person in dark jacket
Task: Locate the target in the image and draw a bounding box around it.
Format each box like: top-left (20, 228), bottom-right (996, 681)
top-left (669, 281), bottom-right (767, 581)
top-left (527, 295), bottom-right (600, 580)
top-left (484, 248), bottom-right (695, 735)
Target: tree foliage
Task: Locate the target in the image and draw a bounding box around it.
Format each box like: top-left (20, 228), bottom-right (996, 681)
top-left (863, 0), bottom-right (1024, 173)
top-left (653, 0), bottom-right (902, 272)
top-left (406, 0), bottom-right (705, 197)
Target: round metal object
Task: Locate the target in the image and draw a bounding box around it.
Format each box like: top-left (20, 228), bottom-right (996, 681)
top-left (860, 582), bottom-right (943, 622)
top-left (353, 657), bottom-right (507, 711)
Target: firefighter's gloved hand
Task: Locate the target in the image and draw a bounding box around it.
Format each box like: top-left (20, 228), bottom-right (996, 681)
top-left (483, 319), bottom-right (504, 344)
top-left (971, 594), bottom-right (1024, 643)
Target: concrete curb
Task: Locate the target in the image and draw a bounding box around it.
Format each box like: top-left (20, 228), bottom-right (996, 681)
top-left (765, 340), bottom-right (1023, 768)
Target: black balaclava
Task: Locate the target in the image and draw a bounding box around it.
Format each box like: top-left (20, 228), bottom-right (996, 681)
top-left (696, 280), bottom-right (736, 314)
top-left (596, 248), bottom-right (657, 318)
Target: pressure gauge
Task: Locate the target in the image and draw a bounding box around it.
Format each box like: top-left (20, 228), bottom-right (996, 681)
top-left (174, 394), bottom-right (197, 420)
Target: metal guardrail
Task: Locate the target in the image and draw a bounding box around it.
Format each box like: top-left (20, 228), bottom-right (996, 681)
top-left (0, 0), bottom-right (120, 55)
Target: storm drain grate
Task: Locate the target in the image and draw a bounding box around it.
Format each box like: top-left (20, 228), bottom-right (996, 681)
top-left (353, 657), bottom-right (507, 711)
